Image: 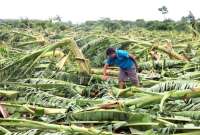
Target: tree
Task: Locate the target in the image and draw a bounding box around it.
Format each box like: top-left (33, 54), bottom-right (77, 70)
top-left (187, 11), bottom-right (198, 38)
top-left (187, 11), bottom-right (197, 29)
top-left (158, 6), bottom-right (168, 20)
top-left (55, 15), bottom-right (62, 21)
top-left (100, 18), bottom-right (121, 33)
top-left (135, 19), bottom-right (146, 27)
top-left (51, 15), bottom-right (62, 23)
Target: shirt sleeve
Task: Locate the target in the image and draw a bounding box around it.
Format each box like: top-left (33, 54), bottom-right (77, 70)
top-left (106, 58), bottom-right (114, 65)
top-left (116, 50), bottom-right (129, 58)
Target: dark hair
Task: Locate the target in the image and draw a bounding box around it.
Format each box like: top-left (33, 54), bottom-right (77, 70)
top-left (106, 47), bottom-right (115, 56)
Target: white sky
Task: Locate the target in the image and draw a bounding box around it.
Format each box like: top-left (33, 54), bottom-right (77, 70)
top-left (0, 0), bottom-right (199, 23)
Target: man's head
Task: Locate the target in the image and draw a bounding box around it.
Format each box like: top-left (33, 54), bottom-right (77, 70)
top-left (106, 47), bottom-right (116, 58)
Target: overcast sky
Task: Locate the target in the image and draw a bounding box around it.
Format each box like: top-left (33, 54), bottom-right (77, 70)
top-left (0, 0), bottom-right (199, 23)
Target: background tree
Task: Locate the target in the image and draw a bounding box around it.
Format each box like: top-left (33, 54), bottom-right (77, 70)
top-left (187, 11), bottom-right (198, 38)
top-left (158, 6), bottom-right (168, 20)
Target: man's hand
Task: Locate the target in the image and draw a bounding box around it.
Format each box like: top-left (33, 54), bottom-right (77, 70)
top-left (102, 75), bottom-right (109, 80)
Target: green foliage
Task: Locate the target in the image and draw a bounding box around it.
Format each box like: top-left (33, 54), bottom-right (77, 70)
top-left (0, 18), bottom-right (200, 135)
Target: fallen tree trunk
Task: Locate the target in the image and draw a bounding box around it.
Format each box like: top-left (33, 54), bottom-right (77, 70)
top-left (0, 102), bottom-right (67, 115)
top-left (125, 89), bottom-right (200, 109)
top-left (0, 118), bottom-right (113, 135)
top-left (153, 45), bottom-right (189, 61)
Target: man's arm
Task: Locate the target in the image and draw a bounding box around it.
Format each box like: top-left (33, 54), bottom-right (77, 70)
top-left (103, 64), bottom-right (109, 80)
top-left (129, 54), bottom-right (139, 69)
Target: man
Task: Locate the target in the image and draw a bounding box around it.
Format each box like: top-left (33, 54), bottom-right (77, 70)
top-left (103, 48), bottom-right (139, 88)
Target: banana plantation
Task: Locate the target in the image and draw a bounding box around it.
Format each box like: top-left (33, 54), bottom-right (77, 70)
top-left (0, 19), bottom-right (200, 135)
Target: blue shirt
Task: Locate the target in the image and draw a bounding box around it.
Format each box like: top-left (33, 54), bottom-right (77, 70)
top-left (106, 49), bottom-right (135, 69)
